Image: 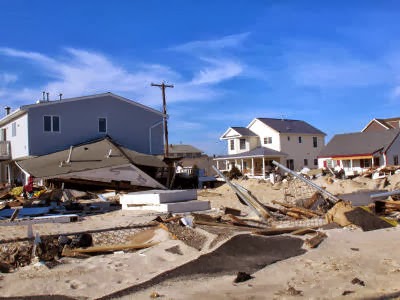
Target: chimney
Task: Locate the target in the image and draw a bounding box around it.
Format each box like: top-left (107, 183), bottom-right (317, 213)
top-left (42, 91), bottom-right (46, 101)
top-left (4, 106), bottom-right (10, 115)
top-left (59, 93), bottom-right (63, 100)
top-left (46, 92), bottom-right (49, 101)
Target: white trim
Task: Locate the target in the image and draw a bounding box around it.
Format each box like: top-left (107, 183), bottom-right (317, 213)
top-left (247, 118), bottom-right (280, 134)
top-left (361, 118), bottom-right (390, 132)
top-left (22, 92), bottom-right (165, 117)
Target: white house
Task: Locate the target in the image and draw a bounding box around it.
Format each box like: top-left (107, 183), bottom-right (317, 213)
top-left (214, 118), bottom-right (326, 178)
top-left (0, 92), bottom-right (165, 185)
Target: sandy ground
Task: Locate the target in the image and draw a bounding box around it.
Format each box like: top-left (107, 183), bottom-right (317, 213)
top-left (124, 227), bottom-right (400, 300)
top-left (0, 174), bottom-right (400, 299)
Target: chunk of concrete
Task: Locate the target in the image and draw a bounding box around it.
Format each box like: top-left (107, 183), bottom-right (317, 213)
top-left (120, 189), bottom-right (197, 205)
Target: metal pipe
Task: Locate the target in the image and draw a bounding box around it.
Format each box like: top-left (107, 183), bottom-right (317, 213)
top-left (370, 190), bottom-right (400, 199)
top-left (148, 120), bottom-right (163, 154)
top-left (272, 160), bottom-right (340, 204)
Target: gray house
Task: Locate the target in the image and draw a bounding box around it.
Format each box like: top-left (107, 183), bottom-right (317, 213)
top-left (0, 92), bottom-right (165, 184)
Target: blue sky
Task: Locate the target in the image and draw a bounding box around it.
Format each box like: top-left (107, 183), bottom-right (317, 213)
top-left (1, 1), bottom-right (400, 155)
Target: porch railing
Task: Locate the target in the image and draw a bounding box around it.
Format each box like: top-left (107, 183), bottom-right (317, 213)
top-left (0, 141), bottom-right (11, 160)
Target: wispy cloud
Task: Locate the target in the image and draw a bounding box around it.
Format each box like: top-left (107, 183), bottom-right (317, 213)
top-left (0, 73), bottom-right (18, 85)
top-left (0, 47), bottom-right (236, 106)
top-left (170, 32), bottom-right (250, 52)
top-left (190, 57), bottom-right (243, 85)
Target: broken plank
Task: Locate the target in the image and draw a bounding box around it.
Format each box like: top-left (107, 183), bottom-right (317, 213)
top-left (62, 241), bottom-right (158, 256)
top-left (305, 232), bottom-right (327, 248)
top-left (272, 200), bottom-right (323, 216)
top-left (253, 226), bottom-right (316, 236)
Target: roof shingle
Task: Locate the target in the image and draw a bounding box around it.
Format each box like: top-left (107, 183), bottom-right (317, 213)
top-left (319, 129), bottom-right (400, 157)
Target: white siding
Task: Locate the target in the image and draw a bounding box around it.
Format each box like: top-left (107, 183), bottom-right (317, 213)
top-left (247, 119), bottom-right (281, 151)
top-left (0, 114), bottom-right (29, 159)
top-left (281, 134), bottom-right (325, 170)
top-left (386, 134), bottom-right (400, 165)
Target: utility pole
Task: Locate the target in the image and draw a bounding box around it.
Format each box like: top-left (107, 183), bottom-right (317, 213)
top-left (151, 82), bottom-right (174, 157)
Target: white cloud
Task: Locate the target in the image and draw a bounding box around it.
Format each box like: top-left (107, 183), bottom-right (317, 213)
top-left (0, 47), bottom-right (233, 106)
top-left (190, 57), bottom-right (243, 85)
top-left (170, 32), bottom-right (250, 52)
top-left (0, 73), bottom-right (18, 85)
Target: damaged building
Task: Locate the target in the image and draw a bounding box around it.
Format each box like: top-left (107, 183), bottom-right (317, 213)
top-left (0, 92), bottom-right (165, 186)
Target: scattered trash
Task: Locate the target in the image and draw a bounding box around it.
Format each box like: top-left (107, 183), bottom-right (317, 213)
top-left (351, 277), bottom-right (366, 286)
top-left (234, 271), bottom-right (253, 283)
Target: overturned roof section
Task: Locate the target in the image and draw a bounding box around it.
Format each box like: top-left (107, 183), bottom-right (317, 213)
top-left (319, 129), bottom-right (400, 158)
top-left (169, 144), bottom-right (203, 154)
top-left (215, 147), bottom-right (287, 160)
top-left (17, 137), bottom-right (166, 178)
top-left (253, 118), bottom-right (326, 135)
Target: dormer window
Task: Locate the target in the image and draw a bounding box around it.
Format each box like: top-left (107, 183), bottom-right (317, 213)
top-left (230, 140), bottom-right (234, 150)
top-left (263, 137), bottom-right (272, 144)
top-left (240, 139), bottom-right (246, 150)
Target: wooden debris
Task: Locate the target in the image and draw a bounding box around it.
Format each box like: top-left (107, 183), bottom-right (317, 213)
top-left (375, 200), bottom-right (400, 214)
top-left (253, 226), bottom-right (318, 236)
top-left (9, 208), bottom-right (20, 222)
top-left (272, 200), bottom-right (323, 217)
top-left (305, 232), bottom-right (327, 248)
top-left (62, 241), bottom-right (157, 256)
top-left (223, 207), bottom-right (241, 216)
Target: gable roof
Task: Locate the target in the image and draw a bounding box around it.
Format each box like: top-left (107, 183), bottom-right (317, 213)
top-left (0, 92), bottom-right (164, 126)
top-left (250, 118), bottom-right (326, 135)
top-left (362, 117), bottom-right (400, 132)
top-left (16, 137), bottom-right (166, 178)
top-left (215, 146), bottom-right (287, 159)
top-left (220, 127), bottom-right (257, 139)
top-left (319, 129), bottom-right (400, 158)
top-left (169, 144), bottom-right (203, 154)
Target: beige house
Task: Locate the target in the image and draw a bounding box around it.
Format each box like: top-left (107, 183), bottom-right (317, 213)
top-left (214, 118), bottom-right (326, 178)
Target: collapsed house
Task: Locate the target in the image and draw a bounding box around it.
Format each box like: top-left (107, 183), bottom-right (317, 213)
top-left (0, 92), bottom-right (165, 185)
top-left (15, 137), bottom-right (167, 190)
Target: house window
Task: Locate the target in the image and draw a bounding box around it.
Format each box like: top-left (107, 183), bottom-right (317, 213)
top-left (304, 159), bottom-right (308, 166)
top-left (44, 115), bottom-right (60, 132)
top-left (263, 137), bottom-right (272, 144)
top-left (314, 159), bottom-right (318, 166)
top-left (11, 122), bottom-right (16, 137)
top-left (298, 136), bottom-right (302, 143)
top-left (313, 137), bottom-right (318, 148)
top-left (394, 155), bottom-right (399, 165)
top-left (360, 159), bottom-right (371, 168)
top-left (286, 159), bottom-right (294, 170)
top-left (239, 139), bottom-right (246, 150)
top-left (230, 140), bottom-right (234, 150)
top-left (98, 118), bottom-right (107, 133)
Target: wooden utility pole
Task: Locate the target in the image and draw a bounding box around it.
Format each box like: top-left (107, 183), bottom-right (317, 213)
top-left (151, 82), bottom-right (174, 157)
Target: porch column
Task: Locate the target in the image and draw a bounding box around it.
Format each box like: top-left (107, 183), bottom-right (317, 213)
top-left (350, 159), bottom-right (353, 169)
top-left (7, 164), bottom-right (11, 185)
top-left (371, 157), bottom-right (374, 167)
top-left (235, 159), bottom-right (238, 169)
top-left (262, 157), bottom-right (265, 179)
top-left (241, 159), bottom-right (244, 172)
top-left (251, 158), bottom-right (254, 176)
top-left (216, 160), bottom-right (219, 170)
